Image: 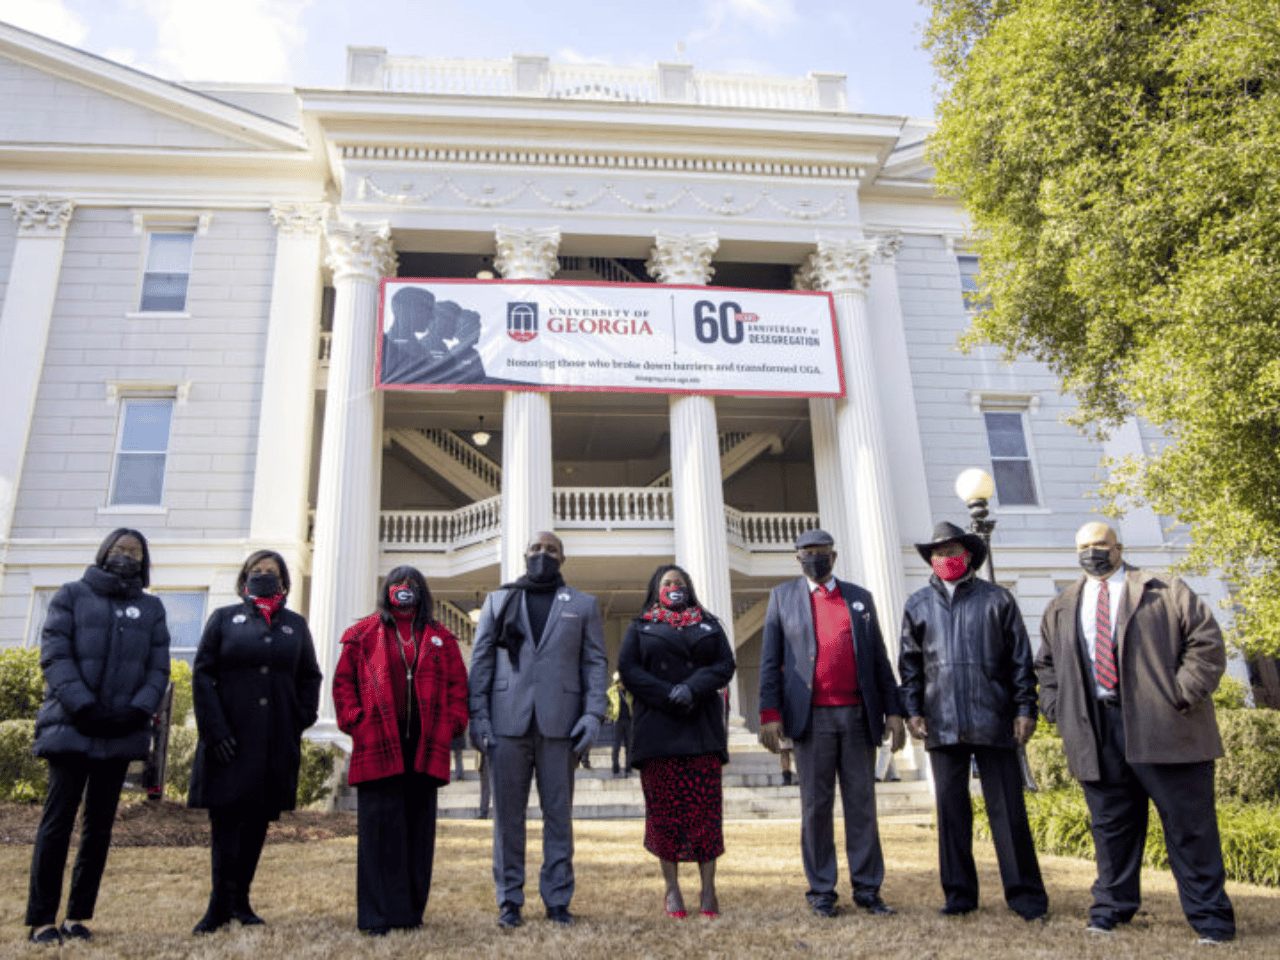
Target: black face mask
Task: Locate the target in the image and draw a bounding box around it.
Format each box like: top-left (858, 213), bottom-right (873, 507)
top-left (103, 554), bottom-right (142, 581)
top-left (526, 552), bottom-right (562, 582)
top-left (800, 554), bottom-right (833, 583)
top-left (1078, 547), bottom-right (1117, 578)
top-left (246, 572), bottom-right (282, 598)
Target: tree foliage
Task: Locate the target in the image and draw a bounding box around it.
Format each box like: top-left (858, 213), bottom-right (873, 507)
top-left (925, 0), bottom-right (1280, 654)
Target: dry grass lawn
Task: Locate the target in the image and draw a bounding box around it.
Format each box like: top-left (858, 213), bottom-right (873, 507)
top-left (2, 819), bottom-right (1277, 958)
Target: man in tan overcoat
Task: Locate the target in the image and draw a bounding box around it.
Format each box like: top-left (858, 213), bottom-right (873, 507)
top-left (1036, 521), bottom-right (1234, 944)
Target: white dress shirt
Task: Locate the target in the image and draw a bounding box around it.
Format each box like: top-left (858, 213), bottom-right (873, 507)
top-left (1080, 566), bottom-right (1126, 699)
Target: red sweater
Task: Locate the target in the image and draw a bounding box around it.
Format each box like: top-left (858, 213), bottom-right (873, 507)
top-left (810, 582), bottom-right (861, 706)
top-left (333, 613), bottom-right (468, 785)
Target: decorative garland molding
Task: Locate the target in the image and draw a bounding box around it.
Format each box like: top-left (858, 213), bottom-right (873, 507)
top-left (360, 175), bottom-right (848, 221)
top-left (12, 196), bottom-right (75, 235)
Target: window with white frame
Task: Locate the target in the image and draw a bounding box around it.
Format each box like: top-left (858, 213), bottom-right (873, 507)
top-left (983, 409), bottom-right (1040, 507)
top-left (108, 397), bottom-right (174, 506)
top-left (25, 588), bottom-right (55, 648)
top-left (139, 231), bottom-right (195, 312)
top-left (957, 254), bottom-right (987, 312)
top-left (155, 591), bottom-right (207, 663)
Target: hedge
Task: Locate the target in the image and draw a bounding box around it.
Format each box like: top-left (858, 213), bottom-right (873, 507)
top-left (0, 648), bottom-right (44, 722)
top-left (0, 720), bottom-right (46, 802)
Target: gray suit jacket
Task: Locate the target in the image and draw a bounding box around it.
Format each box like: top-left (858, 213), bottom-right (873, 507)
top-left (468, 584), bottom-right (608, 739)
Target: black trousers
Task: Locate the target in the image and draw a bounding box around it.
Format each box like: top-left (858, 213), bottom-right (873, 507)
top-left (356, 772), bottom-right (439, 930)
top-left (793, 704), bottom-right (883, 906)
top-left (1082, 701), bottom-right (1234, 939)
top-left (26, 756), bottom-right (130, 927)
top-left (930, 745), bottom-right (1047, 918)
top-left (612, 718), bottom-right (631, 773)
top-left (206, 808), bottom-right (271, 917)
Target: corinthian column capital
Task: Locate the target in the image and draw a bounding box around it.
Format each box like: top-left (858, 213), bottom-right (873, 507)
top-left (494, 226), bottom-right (561, 279)
top-left (270, 201), bottom-right (331, 238)
top-left (12, 196), bottom-right (75, 236)
top-left (796, 234), bottom-right (902, 294)
top-left (324, 220), bottom-right (397, 283)
top-left (646, 232), bottom-right (719, 285)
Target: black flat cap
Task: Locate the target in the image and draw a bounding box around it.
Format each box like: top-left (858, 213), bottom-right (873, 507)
top-left (795, 528), bottom-right (835, 550)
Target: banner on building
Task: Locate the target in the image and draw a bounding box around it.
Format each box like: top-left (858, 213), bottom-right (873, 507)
top-left (376, 279), bottom-right (844, 398)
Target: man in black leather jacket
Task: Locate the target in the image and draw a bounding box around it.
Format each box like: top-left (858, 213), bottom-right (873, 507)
top-left (898, 521), bottom-right (1047, 921)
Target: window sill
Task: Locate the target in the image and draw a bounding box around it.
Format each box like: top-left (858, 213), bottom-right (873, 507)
top-left (97, 505), bottom-right (169, 516)
top-left (993, 506), bottom-right (1051, 515)
top-left (124, 311), bottom-right (192, 320)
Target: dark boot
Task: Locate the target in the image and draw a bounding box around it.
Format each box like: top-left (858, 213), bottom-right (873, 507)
top-left (194, 813), bottom-right (235, 934)
top-left (231, 816), bottom-right (269, 925)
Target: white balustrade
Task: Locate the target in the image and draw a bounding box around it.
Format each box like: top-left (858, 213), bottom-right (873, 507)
top-left (553, 486), bottom-right (673, 528)
top-left (318, 331), bottom-right (333, 363)
top-left (380, 496), bottom-right (502, 551)
top-left (434, 599), bottom-right (475, 644)
top-left (725, 505), bottom-right (819, 550)
top-left (373, 56), bottom-right (842, 112)
top-left (419, 428), bottom-right (501, 490)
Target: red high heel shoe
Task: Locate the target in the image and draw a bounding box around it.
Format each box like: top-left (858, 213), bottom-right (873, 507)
top-left (664, 892), bottom-right (687, 919)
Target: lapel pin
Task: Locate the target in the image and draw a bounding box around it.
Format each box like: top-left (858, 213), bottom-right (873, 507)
top-left (852, 601), bottom-right (865, 612)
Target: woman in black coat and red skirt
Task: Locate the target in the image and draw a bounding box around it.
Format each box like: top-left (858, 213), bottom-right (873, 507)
top-left (188, 550), bottom-right (322, 933)
top-left (618, 564), bottom-right (735, 919)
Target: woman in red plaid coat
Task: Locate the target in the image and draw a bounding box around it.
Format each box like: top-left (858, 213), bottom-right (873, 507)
top-left (333, 566), bottom-right (468, 935)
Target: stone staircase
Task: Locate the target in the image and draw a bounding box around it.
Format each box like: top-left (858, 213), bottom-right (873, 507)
top-left (333, 742), bottom-right (935, 825)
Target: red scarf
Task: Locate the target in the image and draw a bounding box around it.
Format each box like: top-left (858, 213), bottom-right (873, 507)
top-left (643, 603), bottom-right (704, 629)
top-left (252, 594), bottom-right (285, 624)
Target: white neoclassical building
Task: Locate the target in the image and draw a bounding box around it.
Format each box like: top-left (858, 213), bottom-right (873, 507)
top-left (0, 22), bottom-right (1231, 742)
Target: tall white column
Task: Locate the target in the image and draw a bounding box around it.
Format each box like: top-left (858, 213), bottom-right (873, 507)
top-left (0, 197), bottom-right (74, 595)
top-left (807, 396), bottom-right (859, 581)
top-left (798, 238), bottom-right (907, 651)
top-left (494, 226), bottom-right (560, 581)
top-left (309, 220), bottom-right (395, 724)
top-left (249, 202), bottom-right (328, 575)
top-left (647, 233), bottom-right (744, 724)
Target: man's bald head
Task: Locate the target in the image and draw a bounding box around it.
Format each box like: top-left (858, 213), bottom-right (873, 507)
top-left (1076, 521), bottom-right (1123, 578)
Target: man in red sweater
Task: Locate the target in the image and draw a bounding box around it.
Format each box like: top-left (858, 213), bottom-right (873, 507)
top-left (759, 529), bottom-right (906, 918)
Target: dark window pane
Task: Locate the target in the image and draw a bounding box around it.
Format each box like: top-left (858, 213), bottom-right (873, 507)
top-left (111, 453), bottom-right (166, 505)
top-left (984, 411), bottom-right (1029, 458)
top-left (992, 459), bottom-right (1038, 506)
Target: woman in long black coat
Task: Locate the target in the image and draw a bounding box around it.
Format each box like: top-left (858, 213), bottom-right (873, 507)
top-left (618, 564), bottom-right (735, 919)
top-left (25, 528), bottom-right (171, 945)
top-left (189, 550), bottom-right (322, 933)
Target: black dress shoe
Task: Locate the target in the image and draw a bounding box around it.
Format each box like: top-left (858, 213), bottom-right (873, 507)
top-left (232, 907), bottom-right (265, 926)
top-left (810, 901), bottom-right (837, 918)
top-left (856, 896), bottom-right (896, 916)
top-left (366, 926), bottom-right (390, 937)
top-left (193, 910), bottom-right (232, 935)
top-left (940, 904), bottom-right (976, 917)
top-left (546, 905), bottom-right (575, 926)
top-left (497, 903), bottom-right (523, 929)
top-left (60, 921), bottom-right (92, 940)
top-left (29, 926), bottom-right (63, 946)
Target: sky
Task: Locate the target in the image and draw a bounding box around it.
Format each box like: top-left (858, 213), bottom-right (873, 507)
top-left (0, 0), bottom-right (939, 118)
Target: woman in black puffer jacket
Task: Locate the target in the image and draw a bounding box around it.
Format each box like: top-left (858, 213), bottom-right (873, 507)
top-left (25, 528), bottom-right (171, 946)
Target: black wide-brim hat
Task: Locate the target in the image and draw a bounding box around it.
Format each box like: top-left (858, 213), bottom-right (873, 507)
top-left (914, 520), bottom-right (988, 571)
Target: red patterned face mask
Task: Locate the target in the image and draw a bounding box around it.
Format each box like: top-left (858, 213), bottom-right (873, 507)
top-left (931, 552), bottom-right (969, 582)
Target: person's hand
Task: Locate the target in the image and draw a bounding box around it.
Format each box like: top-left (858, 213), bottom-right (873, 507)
top-left (758, 720), bottom-right (783, 754)
top-left (1014, 716), bottom-right (1036, 746)
top-left (884, 715), bottom-right (906, 753)
top-left (570, 714), bottom-right (601, 755)
top-left (71, 703), bottom-right (114, 736)
top-left (110, 706), bottom-right (151, 733)
top-left (212, 736), bottom-right (238, 766)
top-left (907, 716), bottom-right (928, 741)
top-left (469, 717), bottom-right (494, 754)
top-left (667, 683), bottom-right (693, 710)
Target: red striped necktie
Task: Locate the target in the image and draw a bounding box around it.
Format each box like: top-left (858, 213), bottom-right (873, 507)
top-left (1095, 580), bottom-right (1118, 692)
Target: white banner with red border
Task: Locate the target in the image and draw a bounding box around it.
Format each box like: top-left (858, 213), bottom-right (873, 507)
top-left (376, 279), bottom-right (844, 398)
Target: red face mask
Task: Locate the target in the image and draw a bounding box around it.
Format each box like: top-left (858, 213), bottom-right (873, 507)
top-left (931, 552), bottom-right (969, 582)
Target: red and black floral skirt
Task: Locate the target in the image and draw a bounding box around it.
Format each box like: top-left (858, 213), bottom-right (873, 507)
top-left (639, 753), bottom-right (724, 862)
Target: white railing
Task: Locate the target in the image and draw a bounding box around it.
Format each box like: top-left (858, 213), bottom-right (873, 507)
top-left (318, 332), bottom-right (333, 363)
top-left (725, 506), bottom-right (819, 550)
top-left (434, 599), bottom-right (475, 645)
top-left (558, 256), bottom-right (646, 285)
top-left (356, 52), bottom-right (846, 113)
top-left (380, 496), bottom-right (501, 551)
top-left (418, 428), bottom-right (501, 490)
top-left (553, 486), bottom-right (673, 528)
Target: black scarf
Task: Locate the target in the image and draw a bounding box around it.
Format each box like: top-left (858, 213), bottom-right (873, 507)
top-left (494, 571), bottom-right (565, 669)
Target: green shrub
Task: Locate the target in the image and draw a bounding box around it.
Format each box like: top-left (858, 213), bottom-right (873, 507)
top-left (168, 659), bottom-right (193, 727)
top-left (297, 739), bottom-right (341, 808)
top-left (0, 719), bottom-right (47, 802)
top-left (1024, 735), bottom-right (1076, 793)
top-left (0, 648), bottom-right (43, 722)
top-left (164, 724), bottom-right (198, 800)
top-left (1216, 708), bottom-right (1280, 804)
top-left (977, 788), bottom-right (1280, 887)
top-left (1214, 675), bottom-right (1251, 711)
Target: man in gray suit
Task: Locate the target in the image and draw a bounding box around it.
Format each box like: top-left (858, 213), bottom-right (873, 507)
top-left (469, 531), bottom-right (608, 929)
top-left (758, 529), bottom-right (906, 918)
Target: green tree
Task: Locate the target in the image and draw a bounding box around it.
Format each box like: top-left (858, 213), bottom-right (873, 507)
top-left (924, 0), bottom-right (1280, 654)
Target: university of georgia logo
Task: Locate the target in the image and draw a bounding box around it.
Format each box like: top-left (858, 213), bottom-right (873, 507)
top-left (507, 302), bottom-right (538, 342)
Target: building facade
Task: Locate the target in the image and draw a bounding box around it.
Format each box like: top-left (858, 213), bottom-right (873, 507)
top-left (0, 23), bottom-right (1233, 744)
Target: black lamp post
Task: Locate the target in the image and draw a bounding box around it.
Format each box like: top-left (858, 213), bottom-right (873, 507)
top-left (955, 468), bottom-right (997, 582)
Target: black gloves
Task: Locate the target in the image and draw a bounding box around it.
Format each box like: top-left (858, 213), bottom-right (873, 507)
top-left (667, 683), bottom-right (694, 711)
top-left (71, 703), bottom-right (149, 737)
top-left (212, 736), bottom-right (238, 766)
